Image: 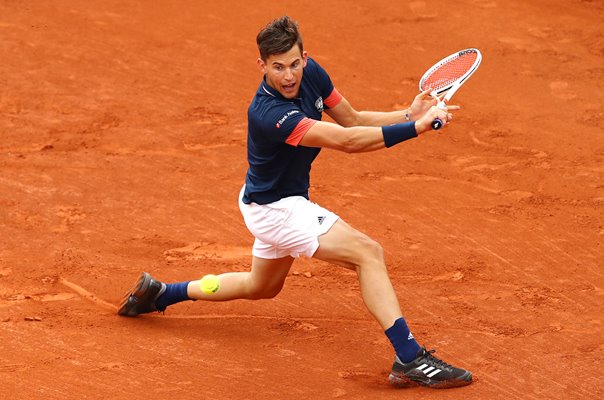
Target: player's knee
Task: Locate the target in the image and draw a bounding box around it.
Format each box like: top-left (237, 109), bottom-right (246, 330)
top-left (370, 238), bottom-right (385, 261)
top-left (355, 235), bottom-right (385, 264)
top-left (246, 280), bottom-right (284, 299)
top-left (261, 284), bottom-right (283, 299)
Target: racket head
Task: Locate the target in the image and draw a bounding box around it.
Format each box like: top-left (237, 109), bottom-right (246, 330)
top-left (419, 48), bottom-right (482, 95)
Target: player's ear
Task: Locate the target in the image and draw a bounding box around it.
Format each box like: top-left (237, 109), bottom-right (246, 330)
top-left (302, 51), bottom-right (308, 67)
top-left (257, 58), bottom-right (267, 74)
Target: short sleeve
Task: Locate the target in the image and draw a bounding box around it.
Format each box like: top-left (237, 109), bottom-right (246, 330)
top-left (258, 103), bottom-right (316, 147)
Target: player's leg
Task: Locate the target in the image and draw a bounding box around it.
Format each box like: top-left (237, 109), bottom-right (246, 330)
top-left (118, 255), bottom-right (294, 316)
top-left (312, 218), bottom-right (422, 363)
top-left (313, 218), bottom-right (472, 388)
top-left (186, 255), bottom-right (294, 301)
top-left (119, 186), bottom-right (297, 316)
top-left (313, 218), bottom-right (401, 330)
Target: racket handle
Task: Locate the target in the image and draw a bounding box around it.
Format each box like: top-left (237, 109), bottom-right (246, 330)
top-left (431, 118), bottom-right (444, 130)
top-left (431, 99), bottom-right (447, 130)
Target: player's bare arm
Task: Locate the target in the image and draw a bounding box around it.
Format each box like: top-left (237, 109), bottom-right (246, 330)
top-left (326, 90), bottom-right (459, 127)
top-left (299, 105), bottom-right (453, 153)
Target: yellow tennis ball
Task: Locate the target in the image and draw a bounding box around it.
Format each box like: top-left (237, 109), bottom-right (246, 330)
top-left (200, 274), bottom-right (220, 294)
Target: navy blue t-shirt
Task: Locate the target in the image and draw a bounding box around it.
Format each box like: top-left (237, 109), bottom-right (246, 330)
top-left (242, 57), bottom-right (343, 205)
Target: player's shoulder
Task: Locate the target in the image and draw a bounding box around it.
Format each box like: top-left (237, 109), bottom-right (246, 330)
top-left (304, 56), bottom-right (332, 86)
top-left (304, 57), bottom-right (323, 74)
top-left (306, 56), bottom-right (318, 68)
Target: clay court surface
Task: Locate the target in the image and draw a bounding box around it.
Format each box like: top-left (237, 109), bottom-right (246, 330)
top-left (1, 1), bottom-right (603, 398)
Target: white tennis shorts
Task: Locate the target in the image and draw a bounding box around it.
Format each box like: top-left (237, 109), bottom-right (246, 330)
top-left (238, 186), bottom-right (339, 259)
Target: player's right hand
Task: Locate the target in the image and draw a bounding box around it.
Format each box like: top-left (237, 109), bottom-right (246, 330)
top-left (415, 105), bottom-right (452, 134)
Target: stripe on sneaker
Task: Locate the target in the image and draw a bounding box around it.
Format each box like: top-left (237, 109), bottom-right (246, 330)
top-left (415, 364), bottom-right (442, 378)
top-left (427, 369), bottom-right (442, 378)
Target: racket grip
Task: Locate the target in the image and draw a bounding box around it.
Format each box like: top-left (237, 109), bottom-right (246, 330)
top-left (431, 99), bottom-right (447, 130)
top-left (431, 118), bottom-right (444, 130)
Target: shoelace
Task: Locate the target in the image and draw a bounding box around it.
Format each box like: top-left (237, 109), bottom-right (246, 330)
top-left (422, 348), bottom-right (454, 371)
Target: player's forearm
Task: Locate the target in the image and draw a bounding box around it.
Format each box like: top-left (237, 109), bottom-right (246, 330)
top-left (341, 121), bottom-right (420, 153)
top-left (326, 99), bottom-right (411, 128)
top-left (343, 126), bottom-right (390, 152)
top-left (301, 121), bottom-right (385, 152)
top-left (355, 110), bottom-right (411, 127)
top-left (301, 121), bottom-right (418, 153)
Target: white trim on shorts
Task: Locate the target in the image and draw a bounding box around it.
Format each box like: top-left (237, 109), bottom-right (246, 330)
top-left (238, 185), bottom-right (339, 259)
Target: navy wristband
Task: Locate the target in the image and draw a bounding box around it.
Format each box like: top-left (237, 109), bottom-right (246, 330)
top-left (382, 122), bottom-right (417, 148)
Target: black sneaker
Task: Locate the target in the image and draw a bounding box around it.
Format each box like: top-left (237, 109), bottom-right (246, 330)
top-left (117, 272), bottom-right (166, 317)
top-left (389, 347), bottom-right (472, 389)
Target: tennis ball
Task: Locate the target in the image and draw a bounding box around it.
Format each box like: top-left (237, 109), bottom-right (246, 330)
top-left (200, 274), bottom-right (220, 294)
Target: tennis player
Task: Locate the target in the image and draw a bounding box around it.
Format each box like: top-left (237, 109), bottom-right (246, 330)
top-left (118, 16), bottom-right (472, 389)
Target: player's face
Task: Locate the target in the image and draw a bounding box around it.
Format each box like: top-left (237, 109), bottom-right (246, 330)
top-left (258, 45), bottom-right (307, 99)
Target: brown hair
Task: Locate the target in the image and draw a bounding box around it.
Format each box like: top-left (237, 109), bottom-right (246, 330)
top-left (256, 16), bottom-right (303, 61)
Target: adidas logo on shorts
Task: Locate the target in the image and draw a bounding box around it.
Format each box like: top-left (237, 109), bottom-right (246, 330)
top-left (317, 216), bottom-right (326, 225)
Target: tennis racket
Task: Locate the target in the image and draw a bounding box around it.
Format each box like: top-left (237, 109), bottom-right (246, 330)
top-left (419, 48), bottom-right (482, 130)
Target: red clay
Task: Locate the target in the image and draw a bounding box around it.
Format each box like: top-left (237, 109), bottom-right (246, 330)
top-left (1, 1), bottom-right (603, 399)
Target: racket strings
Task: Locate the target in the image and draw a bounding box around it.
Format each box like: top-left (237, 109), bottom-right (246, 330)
top-left (421, 52), bottom-right (478, 91)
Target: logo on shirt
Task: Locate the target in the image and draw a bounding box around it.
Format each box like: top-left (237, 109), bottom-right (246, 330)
top-left (276, 110), bottom-right (300, 128)
top-left (315, 97), bottom-right (324, 113)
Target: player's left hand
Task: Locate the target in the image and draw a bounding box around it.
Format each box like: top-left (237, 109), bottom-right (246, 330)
top-left (408, 90), bottom-right (459, 120)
